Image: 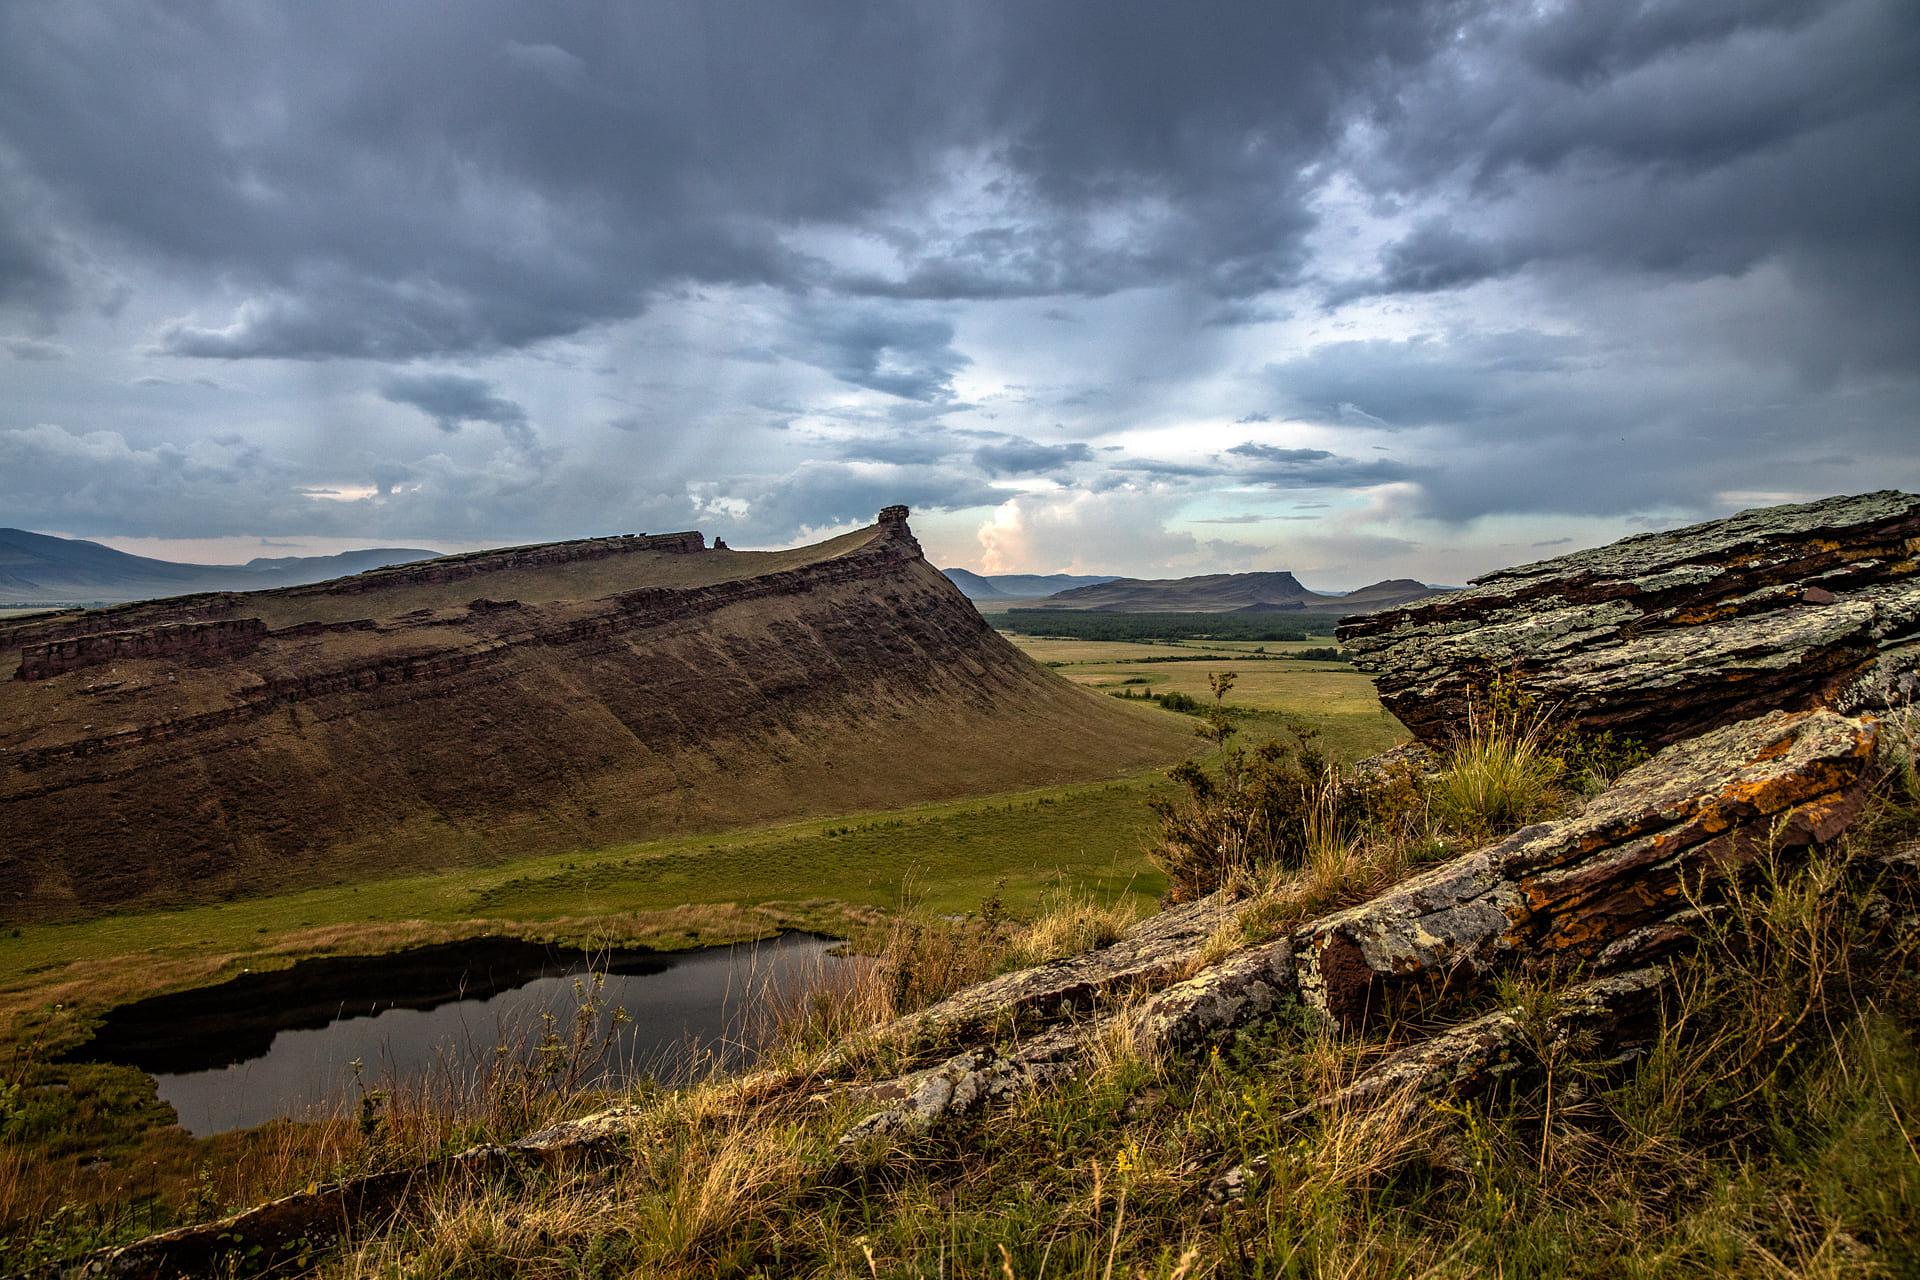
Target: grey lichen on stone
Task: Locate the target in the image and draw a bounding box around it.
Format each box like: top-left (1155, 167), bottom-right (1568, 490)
top-left (1291, 708), bottom-right (1877, 1027)
top-left (1339, 490), bottom-right (1920, 745)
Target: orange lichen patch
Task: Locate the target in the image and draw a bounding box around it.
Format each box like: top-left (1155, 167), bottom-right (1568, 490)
top-left (1671, 604), bottom-right (1738, 626)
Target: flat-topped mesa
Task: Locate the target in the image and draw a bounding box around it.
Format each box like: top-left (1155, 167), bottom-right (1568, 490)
top-left (1337, 490), bottom-right (1920, 746)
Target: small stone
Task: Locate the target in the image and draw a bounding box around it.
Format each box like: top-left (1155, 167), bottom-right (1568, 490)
top-left (1802, 585), bottom-right (1838, 605)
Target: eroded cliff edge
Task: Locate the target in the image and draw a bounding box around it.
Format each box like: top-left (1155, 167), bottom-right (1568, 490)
top-left (0, 510), bottom-right (1191, 921)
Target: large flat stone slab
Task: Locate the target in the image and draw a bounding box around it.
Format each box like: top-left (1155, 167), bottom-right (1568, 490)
top-left (1338, 490), bottom-right (1920, 745)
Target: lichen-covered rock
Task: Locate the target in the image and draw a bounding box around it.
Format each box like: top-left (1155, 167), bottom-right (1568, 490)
top-left (1288, 965), bottom-right (1671, 1129)
top-left (1292, 708), bottom-right (1876, 1026)
top-left (1338, 490), bottom-right (1920, 745)
top-left (838, 938), bottom-right (1296, 1151)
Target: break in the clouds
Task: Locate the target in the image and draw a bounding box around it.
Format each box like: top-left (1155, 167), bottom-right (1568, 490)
top-left (0, 1), bottom-right (1915, 585)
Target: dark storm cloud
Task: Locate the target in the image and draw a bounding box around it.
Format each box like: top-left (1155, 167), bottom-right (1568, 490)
top-left (0, 3), bottom-right (1454, 361)
top-left (780, 304), bottom-right (969, 402)
top-left (973, 439), bottom-right (1094, 476)
top-left (0, 0), bottom-right (1915, 555)
top-left (1109, 458), bottom-right (1224, 479)
top-left (380, 373), bottom-right (535, 450)
top-left (1343, 0), bottom-right (1919, 370)
top-left (3, 335), bottom-right (70, 360)
top-left (832, 430), bottom-right (967, 467)
top-left (1227, 442), bottom-right (1415, 489)
top-left (1264, 331), bottom-right (1589, 431)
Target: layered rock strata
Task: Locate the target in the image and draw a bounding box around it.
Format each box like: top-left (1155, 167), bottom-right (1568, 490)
top-left (1292, 708), bottom-right (1876, 1026)
top-left (1337, 490), bottom-right (1920, 745)
top-left (1, 513), bottom-right (1189, 921)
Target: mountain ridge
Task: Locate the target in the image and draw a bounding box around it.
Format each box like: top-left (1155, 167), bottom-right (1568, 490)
top-left (1023, 570), bottom-right (1443, 615)
top-left (0, 527), bottom-right (442, 605)
top-left (940, 568), bottom-right (1120, 600)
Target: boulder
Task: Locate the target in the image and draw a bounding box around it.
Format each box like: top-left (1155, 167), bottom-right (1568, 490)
top-left (1292, 708), bottom-right (1876, 1026)
top-left (1337, 490), bottom-right (1920, 745)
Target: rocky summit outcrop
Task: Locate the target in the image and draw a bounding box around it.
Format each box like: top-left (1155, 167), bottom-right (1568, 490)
top-left (0, 511), bottom-right (1190, 922)
top-left (1337, 490), bottom-right (1920, 746)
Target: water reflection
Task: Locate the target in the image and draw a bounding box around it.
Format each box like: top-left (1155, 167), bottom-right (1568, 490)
top-left (74, 933), bottom-right (847, 1136)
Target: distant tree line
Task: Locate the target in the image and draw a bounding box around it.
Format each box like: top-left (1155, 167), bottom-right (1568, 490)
top-left (986, 610), bottom-right (1319, 642)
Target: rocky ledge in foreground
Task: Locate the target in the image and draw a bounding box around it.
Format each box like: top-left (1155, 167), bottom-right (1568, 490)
top-left (1337, 489), bottom-right (1920, 746)
top-left (52, 702), bottom-right (1896, 1279)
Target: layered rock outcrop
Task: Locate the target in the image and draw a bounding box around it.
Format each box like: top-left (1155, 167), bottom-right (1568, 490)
top-left (1290, 707), bottom-right (1875, 1026)
top-left (0, 512), bottom-right (1190, 921)
top-left (13, 618), bottom-right (267, 682)
top-left (1338, 490), bottom-right (1920, 745)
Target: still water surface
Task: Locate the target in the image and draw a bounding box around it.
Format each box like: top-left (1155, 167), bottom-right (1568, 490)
top-left (76, 933), bottom-right (848, 1136)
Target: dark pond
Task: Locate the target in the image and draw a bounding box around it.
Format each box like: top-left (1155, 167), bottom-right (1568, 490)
top-left (71, 932), bottom-right (850, 1136)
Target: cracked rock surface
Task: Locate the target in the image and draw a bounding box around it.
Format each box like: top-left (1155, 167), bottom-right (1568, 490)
top-left (1292, 708), bottom-right (1876, 1026)
top-left (1338, 490), bottom-right (1920, 745)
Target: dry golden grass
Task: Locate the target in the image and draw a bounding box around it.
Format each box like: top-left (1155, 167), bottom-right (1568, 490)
top-left (269, 824), bottom-right (1919, 1278)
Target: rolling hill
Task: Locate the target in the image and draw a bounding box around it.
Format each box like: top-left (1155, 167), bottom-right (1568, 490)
top-left (0, 507), bottom-right (1192, 922)
top-left (0, 527), bottom-right (442, 606)
top-left (1027, 571), bottom-right (1442, 616)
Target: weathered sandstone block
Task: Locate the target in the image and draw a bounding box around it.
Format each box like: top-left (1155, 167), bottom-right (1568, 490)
top-left (1292, 708), bottom-right (1876, 1026)
top-left (1338, 490), bottom-right (1920, 745)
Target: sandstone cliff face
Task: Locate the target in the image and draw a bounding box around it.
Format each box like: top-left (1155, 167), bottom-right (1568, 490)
top-left (1337, 490), bottom-right (1920, 745)
top-left (0, 515), bottom-right (1189, 921)
top-left (13, 618), bottom-right (268, 682)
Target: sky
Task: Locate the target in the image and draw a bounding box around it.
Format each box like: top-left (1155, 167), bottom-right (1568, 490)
top-left (2, 2), bottom-right (1916, 588)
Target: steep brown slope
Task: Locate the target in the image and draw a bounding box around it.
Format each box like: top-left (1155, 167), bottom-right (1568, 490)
top-left (0, 509), bottom-right (1191, 923)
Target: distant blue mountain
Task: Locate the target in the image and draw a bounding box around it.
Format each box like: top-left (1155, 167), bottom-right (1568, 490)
top-left (941, 568), bottom-right (1120, 601)
top-left (0, 527), bottom-right (441, 606)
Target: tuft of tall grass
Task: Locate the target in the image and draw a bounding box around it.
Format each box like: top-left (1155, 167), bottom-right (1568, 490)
top-left (1431, 676), bottom-right (1569, 839)
top-left (1001, 889), bottom-right (1141, 971)
top-left (758, 889), bottom-right (1144, 1063)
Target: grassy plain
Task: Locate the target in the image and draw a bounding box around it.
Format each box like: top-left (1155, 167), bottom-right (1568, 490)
top-left (1009, 633), bottom-right (1409, 761)
top-left (0, 776), bottom-right (1177, 1041)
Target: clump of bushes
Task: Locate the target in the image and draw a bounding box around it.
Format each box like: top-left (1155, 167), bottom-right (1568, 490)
top-left (1288, 646), bottom-right (1347, 662)
top-left (1148, 732), bottom-right (1376, 902)
top-left (1148, 674), bottom-right (1651, 903)
top-left (1109, 687), bottom-right (1206, 712)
